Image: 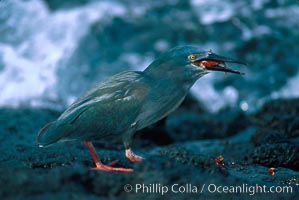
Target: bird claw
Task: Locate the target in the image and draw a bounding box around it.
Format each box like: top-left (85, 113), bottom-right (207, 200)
top-left (126, 148), bottom-right (144, 162)
top-left (84, 141), bottom-right (133, 172)
top-left (90, 165), bottom-right (133, 172)
top-left (107, 160), bottom-right (119, 167)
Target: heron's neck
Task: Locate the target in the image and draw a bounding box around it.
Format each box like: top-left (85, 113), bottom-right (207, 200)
top-left (143, 66), bottom-right (206, 92)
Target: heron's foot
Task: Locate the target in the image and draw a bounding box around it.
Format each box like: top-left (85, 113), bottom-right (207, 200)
top-left (126, 148), bottom-right (144, 162)
top-left (84, 140), bottom-right (133, 172)
top-left (107, 160), bottom-right (119, 167)
top-left (90, 161), bottom-right (133, 172)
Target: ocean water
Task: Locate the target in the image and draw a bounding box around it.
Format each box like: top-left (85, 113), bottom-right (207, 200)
top-left (0, 0), bottom-right (298, 112)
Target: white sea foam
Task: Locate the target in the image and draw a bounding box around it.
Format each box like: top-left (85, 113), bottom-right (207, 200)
top-left (191, 74), bottom-right (239, 112)
top-left (271, 71), bottom-right (299, 99)
top-left (0, 0), bottom-right (298, 113)
top-left (0, 0), bottom-right (126, 107)
top-left (190, 0), bottom-right (234, 25)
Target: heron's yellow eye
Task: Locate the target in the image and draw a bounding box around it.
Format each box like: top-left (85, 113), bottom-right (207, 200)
top-left (188, 54), bottom-right (196, 60)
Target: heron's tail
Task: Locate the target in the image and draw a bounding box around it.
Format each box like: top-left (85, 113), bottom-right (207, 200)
top-left (37, 121), bottom-right (61, 147)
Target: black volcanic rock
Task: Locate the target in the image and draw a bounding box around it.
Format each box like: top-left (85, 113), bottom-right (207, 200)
top-left (1, 98), bottom-right (299, 199)
top-left (249, 98), bottom-right (299, 171)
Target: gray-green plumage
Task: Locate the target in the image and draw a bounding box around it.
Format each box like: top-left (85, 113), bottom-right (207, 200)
top-left (38, 71), bottom-right (147, 147)
top-left (37, 46), bottom-right (245, 151)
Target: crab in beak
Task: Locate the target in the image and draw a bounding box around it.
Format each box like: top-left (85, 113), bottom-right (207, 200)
top-left (193, 50), bottom-right (246, 75)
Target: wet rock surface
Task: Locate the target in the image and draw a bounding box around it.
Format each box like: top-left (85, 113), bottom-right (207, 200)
top-left (249, 99), bottom-right (299, 171)
top-left (1, 98), bottom-right (298, 199)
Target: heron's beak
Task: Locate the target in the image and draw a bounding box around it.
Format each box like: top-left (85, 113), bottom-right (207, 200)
top-left (195, 52), bottom-right (247, 75)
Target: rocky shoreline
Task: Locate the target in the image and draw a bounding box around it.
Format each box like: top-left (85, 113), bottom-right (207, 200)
top-left (0, 97), bottom-right (298, 199)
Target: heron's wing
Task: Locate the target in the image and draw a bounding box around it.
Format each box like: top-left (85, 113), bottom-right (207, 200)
top-left (57, 71), bottom-right (148, 127)
top-left (37, 71), bottom-right (149, 145)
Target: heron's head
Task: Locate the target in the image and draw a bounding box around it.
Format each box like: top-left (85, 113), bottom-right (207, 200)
top-left (144, 46), bottom-right (246, 81)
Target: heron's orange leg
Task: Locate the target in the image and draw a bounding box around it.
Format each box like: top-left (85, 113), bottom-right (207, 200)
top-left (84, 140), bottom-right (133, 172)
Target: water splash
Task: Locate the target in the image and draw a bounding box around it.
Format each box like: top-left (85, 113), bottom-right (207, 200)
top-left (0, 0), bottom-right (126, 108)
top-left (0, 0), bottom-right (298, 113)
